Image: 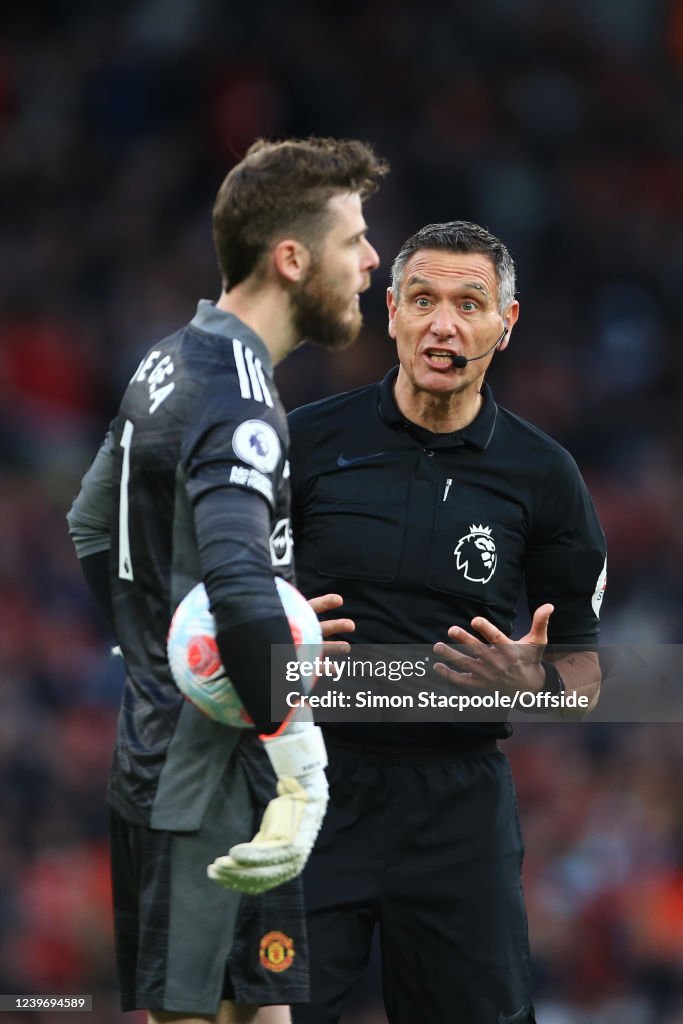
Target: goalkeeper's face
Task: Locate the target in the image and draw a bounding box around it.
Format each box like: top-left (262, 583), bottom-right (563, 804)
top-left (291, 192), bottom-right (380, 350)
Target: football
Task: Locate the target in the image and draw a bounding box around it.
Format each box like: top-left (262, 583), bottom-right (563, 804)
top-left (167, 577), bottom-right (322, 728)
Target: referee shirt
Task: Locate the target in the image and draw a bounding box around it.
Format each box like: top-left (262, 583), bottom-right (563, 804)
top-left (289, 366), bottom-right (606, 751)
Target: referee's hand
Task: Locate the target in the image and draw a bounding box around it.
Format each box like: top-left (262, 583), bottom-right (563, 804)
top-left (432, 603), bottom-right (554, 695)
top-left (307, 592), bottom-right (355, 655)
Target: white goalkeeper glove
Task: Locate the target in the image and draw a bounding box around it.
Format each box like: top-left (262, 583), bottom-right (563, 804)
top-left (207, 722), bottom-right (328, 895)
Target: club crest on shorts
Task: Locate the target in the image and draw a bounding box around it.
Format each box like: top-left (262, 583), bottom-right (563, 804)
top-left (259, 930), bottom-right (295, 973)
top-left (454, 524), bottom-right (497, 584)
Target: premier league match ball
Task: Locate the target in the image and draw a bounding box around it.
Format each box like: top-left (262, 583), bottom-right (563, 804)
top-left (167, 577), bottom-right (322, 728)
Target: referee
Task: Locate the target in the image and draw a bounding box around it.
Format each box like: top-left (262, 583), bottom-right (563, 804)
top-left (289, 221), bottom-right (606, 1024)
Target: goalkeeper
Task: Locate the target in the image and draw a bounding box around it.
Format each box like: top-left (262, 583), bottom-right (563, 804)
top-left (67, 137), bottom-right (386, 1024)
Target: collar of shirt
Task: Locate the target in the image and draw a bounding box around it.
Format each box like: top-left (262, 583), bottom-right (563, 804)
top-left (190, 299), bottom-right (273, 376)
top-left (378, 365), bottom-right (498, 450)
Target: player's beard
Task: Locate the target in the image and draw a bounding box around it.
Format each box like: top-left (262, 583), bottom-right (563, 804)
top-left (291, 261), bottom-right (362, 351)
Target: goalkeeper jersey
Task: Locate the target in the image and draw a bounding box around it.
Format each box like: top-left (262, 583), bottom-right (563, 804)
top-left (69, 301), bottom-right (295, 828)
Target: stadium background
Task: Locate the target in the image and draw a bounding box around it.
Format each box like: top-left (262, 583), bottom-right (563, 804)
top-left (1, 1), bottom-right (682, 1021)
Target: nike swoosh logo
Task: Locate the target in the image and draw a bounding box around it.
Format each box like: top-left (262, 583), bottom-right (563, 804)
top-left (337, 452), bottom-right (386, 468)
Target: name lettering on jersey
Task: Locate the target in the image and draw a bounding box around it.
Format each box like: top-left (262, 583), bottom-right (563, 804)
top-left (232, 339), bottom-right (273, 407)
top-left (232, 420), bottom-right (281, 474)
top-left (269, 518), bottom-right (293, 567)
top-left (229, 465), bottom-right (274, 504)
top-left (592, 557), bottom-right (607, 618)
top-left (130, 349), bottom-right (176, 414)
top-left (454, 524), bottom-right (497, 584)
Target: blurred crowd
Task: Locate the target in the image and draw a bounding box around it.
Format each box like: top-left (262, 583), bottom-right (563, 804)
top-left (0, 0), bottom-right (681, 1020)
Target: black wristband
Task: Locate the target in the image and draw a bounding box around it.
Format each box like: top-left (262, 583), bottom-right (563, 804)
top-left (541, 660), bottom-right (565, 697)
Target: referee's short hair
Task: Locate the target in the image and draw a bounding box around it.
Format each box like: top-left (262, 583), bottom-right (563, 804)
top-left (213, 137), bottom-right (388, 290)
top-left (391, 221), bottom-right (516, 314)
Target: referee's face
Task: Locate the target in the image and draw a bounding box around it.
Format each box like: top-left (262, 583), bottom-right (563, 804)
top-left (292, 191), bottom-right (380, 350)
top-left (388, 249), bottom-right (515, 400)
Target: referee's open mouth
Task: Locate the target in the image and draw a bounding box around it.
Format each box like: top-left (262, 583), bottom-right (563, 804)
top-left (423, 348), bottom-right (461, 370)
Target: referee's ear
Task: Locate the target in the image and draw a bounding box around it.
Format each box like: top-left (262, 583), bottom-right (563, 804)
top-left (499, 302), bottom-right (520, 350)
top-left (387, 287), bottom-right (398, 339)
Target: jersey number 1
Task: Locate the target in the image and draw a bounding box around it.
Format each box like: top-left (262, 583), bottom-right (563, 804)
top-left (118, 419), bottom-right (134, 581)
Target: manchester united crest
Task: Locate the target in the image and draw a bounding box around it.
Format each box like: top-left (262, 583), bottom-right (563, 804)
top-left (259, 930), bottom-right (295, 973)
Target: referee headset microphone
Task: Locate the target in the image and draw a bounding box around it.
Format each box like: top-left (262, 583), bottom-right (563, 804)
top-left (449, 320), bottom-right (509, 369)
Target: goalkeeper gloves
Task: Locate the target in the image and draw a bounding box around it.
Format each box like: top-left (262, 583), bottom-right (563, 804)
top-left (207, 722), bottom-right (328, 895)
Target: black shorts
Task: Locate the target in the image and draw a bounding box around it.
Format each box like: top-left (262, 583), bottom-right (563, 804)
top-left (292, 741), bottom-right (535, 1024)
top-left (110, 736), bottom-right (309, 1014)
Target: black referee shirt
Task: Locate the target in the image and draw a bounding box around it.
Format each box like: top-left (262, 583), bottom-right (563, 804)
top-left (289, 366), bottom-right (606, 752)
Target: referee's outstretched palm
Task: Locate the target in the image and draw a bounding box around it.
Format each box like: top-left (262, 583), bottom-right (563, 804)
top-left (433, 603), bottom-right (555, 696)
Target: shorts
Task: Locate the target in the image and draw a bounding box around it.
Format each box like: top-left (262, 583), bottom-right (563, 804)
top-left (110, 735), bottom-right (309, 1014)
top-left (292, 741), bottom-right (535, 1024)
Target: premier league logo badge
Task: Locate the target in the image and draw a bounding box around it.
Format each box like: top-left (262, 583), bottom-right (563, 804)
top-left (454, 524), bottom-right (497, 584)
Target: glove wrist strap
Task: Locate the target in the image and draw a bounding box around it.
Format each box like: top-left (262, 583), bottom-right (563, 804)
top-left (264, 724), bottom-right (327, 779)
